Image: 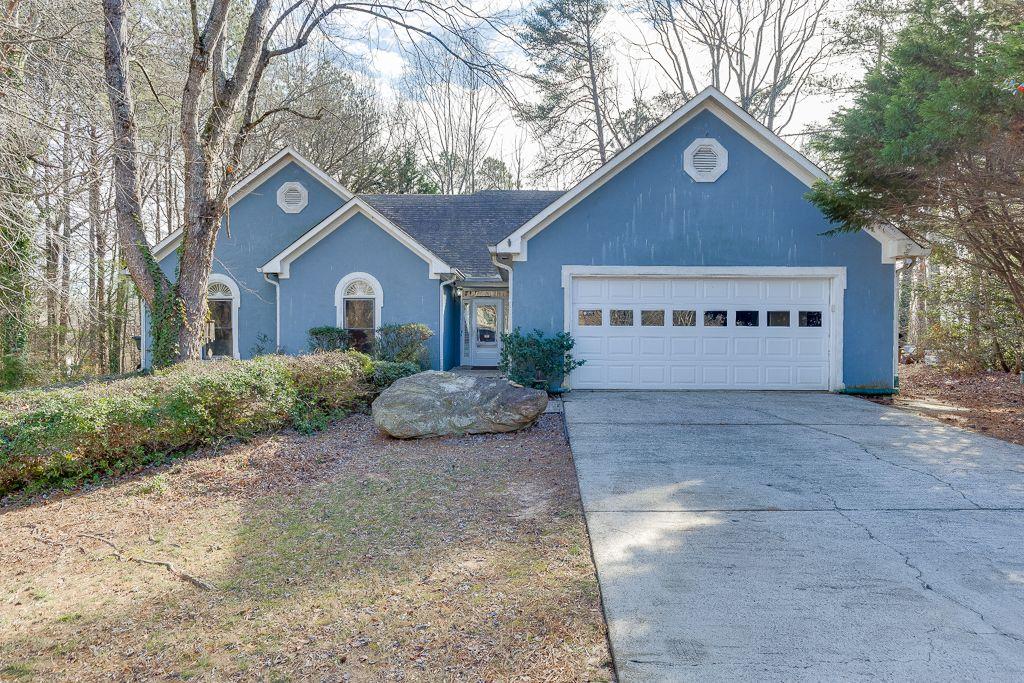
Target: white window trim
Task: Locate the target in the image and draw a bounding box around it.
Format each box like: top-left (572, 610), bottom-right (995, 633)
top-left (684, 137), bottom-right (728, 182)
top-left (335, 272), bottom-right (383, 332)
top-left (560, 265), bottom-right (846, 392)
top-left (207, 273), bottom-right (241, 360)
top-left (276, 181), bottom-right (308, 213)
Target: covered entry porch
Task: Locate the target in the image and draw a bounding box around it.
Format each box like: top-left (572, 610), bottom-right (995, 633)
top-left (455, 284), bottom-right (509, 368)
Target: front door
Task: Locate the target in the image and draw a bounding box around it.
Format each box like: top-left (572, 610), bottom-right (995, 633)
top-left (470, 297), bottom-right (503, 367)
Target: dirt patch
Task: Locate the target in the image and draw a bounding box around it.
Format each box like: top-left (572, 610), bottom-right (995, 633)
top-left (0, 414), bottom-right (611, 681)
top-left (887, 365), bottom-right (1024, 446)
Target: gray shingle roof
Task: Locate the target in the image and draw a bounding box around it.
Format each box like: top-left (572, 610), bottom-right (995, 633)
top-left (360, 190), bottom-right (563, 278)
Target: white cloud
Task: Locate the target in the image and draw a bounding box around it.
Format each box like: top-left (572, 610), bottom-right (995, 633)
top-left (368, 49), bottom-right (407, 79)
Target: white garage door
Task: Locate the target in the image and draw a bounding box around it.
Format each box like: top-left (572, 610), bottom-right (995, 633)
top-left (569, 275), bottom-right (835, 390)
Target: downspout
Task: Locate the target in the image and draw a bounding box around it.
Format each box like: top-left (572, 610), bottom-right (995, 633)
top-left (262, 271), bottom-right (281, 353)
top-left (490, 249), bottom-right (514, 330)
top-left (893, 259), bottom-right (902, 389)
top-left (439, 273), bottom-right (459, 370)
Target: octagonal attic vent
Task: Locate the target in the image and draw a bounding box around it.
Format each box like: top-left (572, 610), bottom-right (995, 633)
top-left (684, 138), bottom-right (728, 182)
top-left (276, 181), bottom-right (308, 213)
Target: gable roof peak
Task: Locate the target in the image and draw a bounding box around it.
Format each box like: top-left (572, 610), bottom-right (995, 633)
top-left (493, 85), bottom-right (922, 263)
top-left (228, 146), bottom-right (352, 204)
top-left (151, 147), bottom-right (353, 261)
top-left (260, 195), bottom-right (455, 279)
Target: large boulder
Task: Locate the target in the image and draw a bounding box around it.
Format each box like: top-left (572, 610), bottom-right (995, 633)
top-left (372, 371), bottom-right (548, 438)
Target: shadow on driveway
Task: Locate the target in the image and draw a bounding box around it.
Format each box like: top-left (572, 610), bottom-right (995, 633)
top-left (566, 391), bottom-right (1024, 681)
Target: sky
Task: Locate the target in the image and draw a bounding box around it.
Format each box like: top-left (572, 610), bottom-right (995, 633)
top-left (347, 0), bottom-right (860, 185)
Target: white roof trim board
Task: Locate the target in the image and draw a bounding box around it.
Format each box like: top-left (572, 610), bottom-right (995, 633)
top-left (494, 87), bottom-right (928, 264)
top-left (867, 224), bottom-right (931, 262)
top-left (151, 147), bottom-right (353, 262)
top-left (260, 196), bottom-right (455, 280)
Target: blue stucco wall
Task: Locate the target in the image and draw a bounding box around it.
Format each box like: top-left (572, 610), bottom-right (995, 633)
top-left (277, 211), bottom-right (443, 367)
top-left (443, 287), bottom-right (461, 370)
top-left (510, 109), bottom-right (896, 389)
top-left (143, 161), bottom-right (347, 367)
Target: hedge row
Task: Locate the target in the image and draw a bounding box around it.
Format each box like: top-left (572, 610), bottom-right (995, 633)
top-left (0, 352), bottom-right (419, 498)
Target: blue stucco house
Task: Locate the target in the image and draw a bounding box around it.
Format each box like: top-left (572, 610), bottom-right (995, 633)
top-left (145, 88), bottom-right (926, 391)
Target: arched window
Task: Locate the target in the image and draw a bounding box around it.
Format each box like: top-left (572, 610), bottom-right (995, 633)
top-left (335, 272), bottom-right (383, 352)
top-left (205, 274), bottom-right (240, 359)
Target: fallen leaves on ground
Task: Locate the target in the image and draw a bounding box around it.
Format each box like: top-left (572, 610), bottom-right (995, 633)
top-left (891, 365), bottom-right (1024, 446)
top-left (0, 414), bottom-right (612, 682)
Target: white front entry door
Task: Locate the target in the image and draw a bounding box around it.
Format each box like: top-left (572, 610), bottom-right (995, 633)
top-left (568, 275), bottom-right (836, 390)
top-left (469, 297), bottom-right (504, 367)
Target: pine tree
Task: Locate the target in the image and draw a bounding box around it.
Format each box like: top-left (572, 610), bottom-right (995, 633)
top-left (809, 2), bottom-right (1024, 333)
top-left (518, 0), bottom-right (617, 180)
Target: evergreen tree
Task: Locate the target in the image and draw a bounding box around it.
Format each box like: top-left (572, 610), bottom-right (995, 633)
top-left (518, 0), bottom-right (618, 180)
top-left (0, 201), bottom-right (32, 388)
top-left (808, 0), bottom-right (1024, 320)
top-left (478, 157), bottom-right (516, 190)
top-left (356, 145), bottom-right (439, 195)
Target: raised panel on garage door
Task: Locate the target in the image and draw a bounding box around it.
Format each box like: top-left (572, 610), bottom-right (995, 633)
top-left (568, 275), bottom-right (833, 390)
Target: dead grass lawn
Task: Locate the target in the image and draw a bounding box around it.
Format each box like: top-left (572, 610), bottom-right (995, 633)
top-left (0, 414), bottom-right (611, 682)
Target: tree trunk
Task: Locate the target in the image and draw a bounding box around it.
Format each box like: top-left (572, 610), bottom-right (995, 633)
top-left (44, 183), bottom-right (58, 364)
top-left (58, 113), bottom-right (72, 359)
top-left (584, 23), bottom-right (607, 164)
top-left (88, 126), bottom-right (109, 372)
top-left (909, 256), bottom-right (929, 349)
top-left (967, 267), bottom-right (982, 367)
top-left (102, 0), bottom-right (168, 308)
top-left (174, 212), bottom-right (219, 360)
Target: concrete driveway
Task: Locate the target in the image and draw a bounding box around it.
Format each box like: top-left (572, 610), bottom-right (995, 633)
top-left (565, 391), bottom-right (1024, 681)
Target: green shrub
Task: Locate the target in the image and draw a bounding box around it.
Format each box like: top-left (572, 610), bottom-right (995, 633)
top-left (372, 323), bottom-right (433, 367)
top-left (370, 360), bottom-right (420, 390)
top-left (309, 323), bottom-right (433, 368)
top-left (0, 352), bottom-right (30, 390)
top-left (308, 326), bottom-right (352, 352)
top-left (498, 328), bottom-right (585, 391)
top-left (0, 351), bottom-right (372, 498)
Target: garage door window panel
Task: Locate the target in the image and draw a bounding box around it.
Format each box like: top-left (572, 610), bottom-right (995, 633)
top-left (672, 310), bottom-right (696, 326)
top-left (704, 310), bottom-right (727, 327)
top-left (735, 310), bottom-right (759, 327)
top-left (641, 310), bottom-right (665, 326)
top-left (799, 311), bottom-right (823, 327)
top-left (611, 310), bottom-right (634, 326)
top-left (578, 309), bottom-right (602, 326)
top-left (768, 311), bottom-right (791, 327)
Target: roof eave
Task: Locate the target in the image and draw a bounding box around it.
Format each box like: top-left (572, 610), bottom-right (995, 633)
top-left (866, 224), bottom-right (931, 263)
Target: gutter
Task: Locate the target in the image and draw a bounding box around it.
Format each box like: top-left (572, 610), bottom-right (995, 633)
top-left (261, 270), bottom-right (281, 352)
top-left (490, 248), bottom-right (514, 329)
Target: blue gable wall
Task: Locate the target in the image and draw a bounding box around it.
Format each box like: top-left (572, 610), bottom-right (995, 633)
top-left (144, 161), bottom-right (347, 366)
top-left (277, 211), bottom-right (444, 367)
top-left (510, 108), bottom-right (896, 389)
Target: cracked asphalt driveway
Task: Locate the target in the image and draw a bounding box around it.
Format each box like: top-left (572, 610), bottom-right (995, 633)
top-left (565, 391), bottom-right (1024, 681)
